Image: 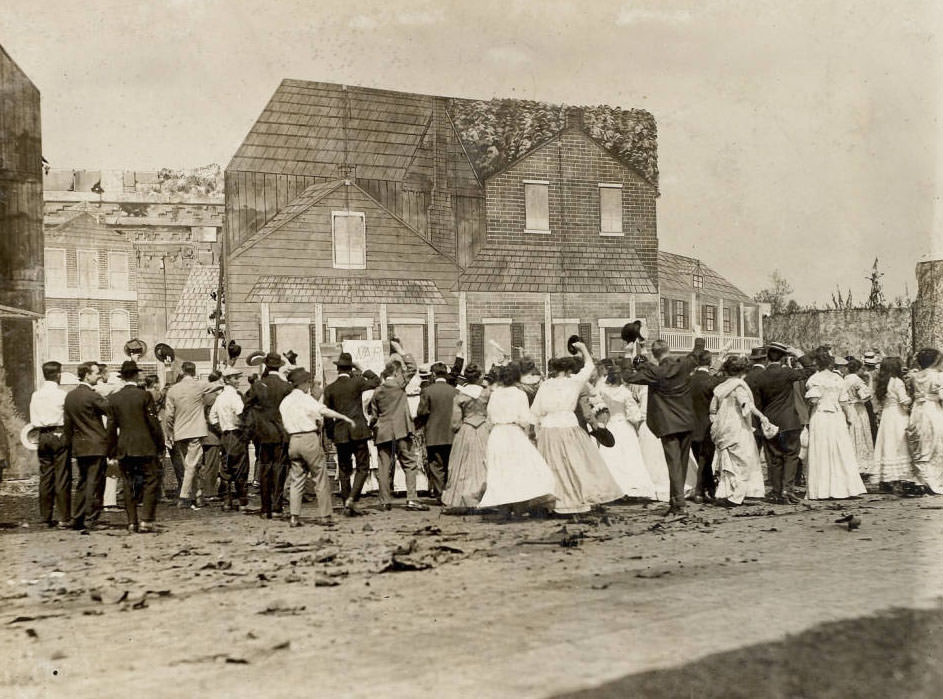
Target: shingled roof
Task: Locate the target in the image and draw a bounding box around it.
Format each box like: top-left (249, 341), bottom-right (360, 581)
top-left (166, 264), bottom-right (219, 349)
top-left (228, 79), bottom-right (657, 186)
top-left (247, 277), bottom-right (446, 305)
top-left (459, 241), bottom-right (656, 294)
top-left (658, 251), bottom-right (750, 301)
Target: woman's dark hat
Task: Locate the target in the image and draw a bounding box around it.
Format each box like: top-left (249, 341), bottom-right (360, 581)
top-left (591, 426), bottom-right (616, 449)
top-left (621, 321), bottom-right (645, 344)
top-left (566, 335), bottom-right (583, 355)
top-left (227, 340), bottom-right (242, 360)
top-left (286, 368), bottom-right (312, 387)
top-left (334, 352), bottom-right (354, 370)
top-left (263, 352), bottom-right (284, 369)
top-left (749, 346), bottom-right (768, 362)
top-left (154, 343), bottom-right (175, 363)
top-left (284, 350), bottom-right (299, 365)
top-left (124, 338), bottom-right (147, 358)
top-left (246, 350), bottom-right (265, 367)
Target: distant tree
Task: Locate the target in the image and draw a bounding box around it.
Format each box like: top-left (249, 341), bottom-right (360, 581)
top-left (754, 271), bottom-right (795, 314)
top-left (866, 258), bottom-right (886, 309)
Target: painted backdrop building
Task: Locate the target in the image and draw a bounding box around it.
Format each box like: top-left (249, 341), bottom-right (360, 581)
top-left (225, 80), bottom-right (763, 375)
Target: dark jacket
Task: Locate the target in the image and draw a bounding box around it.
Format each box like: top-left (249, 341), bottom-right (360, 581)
top-left (107, 384), bottom-right (164, 459)
top-left (754, 362), bottom-right (815, 433)
top-left (623, 354), bottom-right (697, 438)
top-left (689, 368), bottom-right (722, 442)
top-left (416, 380), bottom-right (458, 446)
top-left (64, 383), bottom-right (111, 457)
top-left (369, 353), bottom-right (416, 444)
top-left (245, 373), bottom-right (292, 444)
top-left (322, 371), bottom-right (381, 443)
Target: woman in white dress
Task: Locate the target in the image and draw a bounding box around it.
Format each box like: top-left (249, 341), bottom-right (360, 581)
top-left (906, 348), bottom-right (943, 494)
top-left (595, 366), bottom-right (656, 500)
top-left (841, 358), bottom-right (875, 478)
top-left (478, 363), bottom-right (556, 513)
top-left (531, 342), bottom-right (624, 515)
top-left (805, 349), bottom-right (867, 500)
top-left (871, 357), bottom-right (916, 492)
top-left (709, 355), bottom-right (771, 505)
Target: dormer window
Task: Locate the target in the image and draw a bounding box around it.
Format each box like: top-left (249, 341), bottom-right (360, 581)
top-left (523, 180), bottom-right (550, 234)
top-left (599, 184), bottom-right (623, 236)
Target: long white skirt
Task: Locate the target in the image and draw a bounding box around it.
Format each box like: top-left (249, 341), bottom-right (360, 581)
top-left (806, 410), bottom-right (867, 499)
top-left (479, 424), bottom-right (557, 508)
top-left (598, 416), bottom-right (656, 499)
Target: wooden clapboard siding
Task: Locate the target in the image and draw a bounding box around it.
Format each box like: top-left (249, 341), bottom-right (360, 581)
top-left (454, 194), bottom-right (486, 269)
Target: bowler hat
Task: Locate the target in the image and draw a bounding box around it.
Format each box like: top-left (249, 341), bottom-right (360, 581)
top-left (119, 360), bottom-right (140, 379)
top-left (246, 350), bottom-right (265, 367)
top-left (154, 343), bottom-right (175, 363)
top-left (749, 346), bottom-right (768, 361)
top-left (286, 367), bottom-right (311, 387)
top-left (621, 321), bottom-right (645, 344)
top-left (263, 352), bottom-right (284, 369)
top-left (334, 352), bottom-right (354, 370)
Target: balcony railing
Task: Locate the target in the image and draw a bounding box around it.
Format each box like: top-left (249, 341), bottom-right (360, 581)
top-left (660, 331), bottom-right (762, 354)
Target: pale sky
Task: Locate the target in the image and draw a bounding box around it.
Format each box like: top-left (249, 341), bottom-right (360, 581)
top-left (2, 0), bottom-right (941, 305)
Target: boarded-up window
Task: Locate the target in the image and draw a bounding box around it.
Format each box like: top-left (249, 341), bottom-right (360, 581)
top-left (599, 185), bottom-right (623, 235)
top-left (109, 310), bottom-right (130, 361)
top-left (332, 212), bottom-right (366, 269)
top-left (79, 308), bottom-right (100, 362)
top-left (551, 322), bottom-right (579, 358)
top-left (46, 309), bottom-right (68, 361)
top-left (45, 249), bottom-right (66, 288)
top-left (78, 250), bottom-right (98, 288)
top-left (524, 181), bottom-right (549, 233)
top-left (484, 324), bottom-right (511, 370)
top-left (109, 252), bottom-right (129, 290)
top-left (391, 324), bottom-right (425, 363)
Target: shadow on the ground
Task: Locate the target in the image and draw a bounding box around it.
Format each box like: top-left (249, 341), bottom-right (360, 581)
top-left (553, 607), bottom-right (943, 699)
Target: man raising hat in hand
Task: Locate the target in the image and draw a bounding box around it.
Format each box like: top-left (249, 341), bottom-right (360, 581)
top-left (280, 368), bottom-right (355, 527)
top-left (107, 361), bottom-right (165, 532)
top-left (210, 367), bottom-right (250, 511)
top-left (322, 351), bottom-right (380, 516)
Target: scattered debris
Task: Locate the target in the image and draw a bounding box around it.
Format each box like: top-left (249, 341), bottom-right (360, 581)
top-left (835, 514), bottom-right (861, 531)
top-left (636, 566), bottom-right (672, 579)
top-left (519, 526), bottom-right (583, 548)
top-left (258, 602), bottom-right (306, 616)
top-left (8, 614), bottom-right (65, 624)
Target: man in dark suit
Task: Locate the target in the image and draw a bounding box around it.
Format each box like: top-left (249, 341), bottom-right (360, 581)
top-left (245, 352), bottom-right (293, 518)
top-left (322, 352), bottom-right (380, 516)
top-left (107, 361), bottom-right (164, 532)
top-left (416, 362), bottom-right (457, 501)
top-left (689, 349), bottom-right (721, 503)
top-left (64, 362), bottom-right (111, 531)
top-left (754, 342), bottom-right (816, 504)
top-left (745, 346), bottom-right (767, 449)
top-left (623, 339), bottom-right (697, 516)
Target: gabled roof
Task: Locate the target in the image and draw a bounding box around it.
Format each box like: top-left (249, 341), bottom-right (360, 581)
top-left (658, 251), bottom-right (750, 301)
top-left (227, 80), bottom-right (435, 181)
top-left (166, 264), bottom-right (219, 349)
top-left (247, 277), bottom-right (446, 305)
top-left (459, 241), bottom-right (656, 294)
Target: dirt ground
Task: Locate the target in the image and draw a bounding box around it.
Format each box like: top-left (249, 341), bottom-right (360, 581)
top-left (1, 481), bottom-right (942, 698)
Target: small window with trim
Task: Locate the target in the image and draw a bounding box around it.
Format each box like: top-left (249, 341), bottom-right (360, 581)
top-left (332, 211), bottom-right (366, 270)
top-left (599, 184), bottom-right (623, 236)
top-left (524, 180), bottom-right (550, 233)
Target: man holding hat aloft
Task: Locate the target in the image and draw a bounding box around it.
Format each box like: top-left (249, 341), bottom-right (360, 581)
top-left (107, 361), bottom-right (165, 532)
top-left (322, 351), bottom-right (380, 516)
top-left (244, 352), bottom-right (293, 518)
top-left (752, 342), bottom-right (815, 504)
top-left (210, 367), bottom-right (250, 511)
top-left (280, 367), bottom-right (355, 527)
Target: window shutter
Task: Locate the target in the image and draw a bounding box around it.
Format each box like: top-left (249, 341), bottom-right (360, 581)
top-left (578, 322), bottom-right (593, 354)
top-left (469, 323), bottom-right (484, 367)
top-left (422, 323), bottom-right (429, 363)
top-left (269, 324), bottom-right (277, 353)
top-left (540, 322), bottom-right (547, 368)
top-left (511, 322), bottom-right (525, 360)
top-left (309, 323), bottom-right (317, 374)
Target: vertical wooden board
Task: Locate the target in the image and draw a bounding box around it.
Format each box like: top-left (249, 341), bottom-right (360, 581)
top-left (264, 173), bottom-right (277, 226)
top-left (276, 174), bottom-right (289, 211)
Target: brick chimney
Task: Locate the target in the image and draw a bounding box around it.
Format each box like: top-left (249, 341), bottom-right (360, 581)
top-left (565, 106), bottom-right (584, 131)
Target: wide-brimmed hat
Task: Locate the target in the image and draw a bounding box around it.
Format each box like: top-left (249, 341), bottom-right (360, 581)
top-left (591, 426), bottom-right (616, 448)
top-left (766, 341), bottom-right (790, 356)
top-left (119, 360), bottom-right (140, 379)
top-left (833, 355), bottom-right (849, 367)
top-left (227, 340), bottom-right (242, 360)
top-left (567, 335), bottom-right (584, 355)
top-left (222, 366), bottom-right (243, 378)
top-left (334, 352), bottom-right (354, 370)
top-left (263, 352), bottom-right (284, 369)
top-left (246, 350), bottom-right (265, 367)
top-left (284, 350), bottom-right (299, 365)
top-left (621, 321), bottom-right (645, 344)
top-left (749, 346), bottom-right (768, 361)
top-left (124, 338), bottom-right (147, 357)
top-left (20, 424), bottom-right (40, 450)
top-left (863, 351), bottom-right (881, 367)
top-left (286, 367), bottom-right (311, 387)
top-left (154, 343), bottom-right (175, 363)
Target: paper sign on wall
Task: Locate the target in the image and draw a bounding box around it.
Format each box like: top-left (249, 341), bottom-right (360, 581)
top-left (342, 339), bottom-right (386, 376)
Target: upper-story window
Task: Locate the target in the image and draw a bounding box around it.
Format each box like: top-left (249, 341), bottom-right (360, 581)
top-left (723, 306), bottom-right (733, 334)
top-left (109, 309), bottom-right (130, 360)
top-left (523, 180), bottom-right (550, 234)
top-left (44, 248), bottom-right (67, 288)
top-left (599, 184), bottom-right (623, 236)
top-left (109, 252), bottom-right (129, 290)
top-left (672, 300), bottom-right (688, 330)
top-left (79, 308), bottom-right (100, 362)
top-left (702, 305), bottom-right (717, 332)
top-left (77, 250), bottom-right (98, 289)
top-left (46, 309), bottom-right (68, 360)
top-left (332, 211), bottom-right (366, 270)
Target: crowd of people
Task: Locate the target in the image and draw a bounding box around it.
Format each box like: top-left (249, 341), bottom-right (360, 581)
top-left (24, 327), bottom-right (943, 533)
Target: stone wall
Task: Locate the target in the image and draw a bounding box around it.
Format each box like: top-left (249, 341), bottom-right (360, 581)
top-left (764, 306), bottom-right (913, 359)
top-left (914, 260), bottom-right (943, 350)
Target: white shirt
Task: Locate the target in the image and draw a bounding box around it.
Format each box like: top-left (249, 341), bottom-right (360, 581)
top-left (279, 389), bottom-right (329, 434)
top-left (29, 381), bottom-right (66, 427)
top-left (209, 384), bottom-right (244, 432)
